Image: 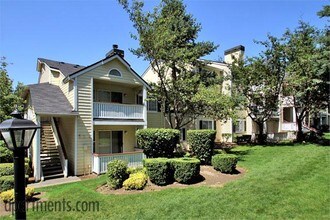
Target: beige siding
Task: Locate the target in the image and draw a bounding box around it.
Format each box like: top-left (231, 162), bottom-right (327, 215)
top-left (94, 125), bottom-right (137, 153)
top-left (147, 112), bottom-right (165, 128)
top-left (39, 65), bottom-right (50, 83)
top-left (56, 117), bottom-right (75, 175)
top-left (59, 78), bottom-right (74, 107)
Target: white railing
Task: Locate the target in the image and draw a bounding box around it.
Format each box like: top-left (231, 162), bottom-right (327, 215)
top-left (93, 151), bottom-right (146, 174)
top-left (282, 122), bottom-right (297, 131)
top-left (51, 117), bottom-right (68, 178)
top-left (93, 102), bottom-right (144, 119)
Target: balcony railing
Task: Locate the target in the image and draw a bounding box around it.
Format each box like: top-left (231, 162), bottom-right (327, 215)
top-left (282, 122), bottom-right (297, 131)
top-left (93, 102), bottom-right (144, 119)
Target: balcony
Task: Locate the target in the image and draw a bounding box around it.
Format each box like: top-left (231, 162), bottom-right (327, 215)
top-left (93, 102), bottom-right (144, 120)
top-left (281, 122), bottom-right (297, 131)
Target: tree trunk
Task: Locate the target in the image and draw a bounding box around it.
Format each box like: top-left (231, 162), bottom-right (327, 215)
top-left (257, 122), bottom-right (266, 144)
top-left (296, 118), bottom-right (304, 142)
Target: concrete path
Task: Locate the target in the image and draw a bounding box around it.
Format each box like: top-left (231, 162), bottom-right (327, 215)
top-left (28, 176), bottom-right (81, 188)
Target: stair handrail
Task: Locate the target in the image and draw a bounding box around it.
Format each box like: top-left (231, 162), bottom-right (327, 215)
top-left (50, 117), bottom-right (68, 178)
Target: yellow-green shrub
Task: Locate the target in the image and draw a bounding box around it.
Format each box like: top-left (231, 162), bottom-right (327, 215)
top-left (0, 187), bottom-right (35, 203)
top-left (123, 171), bottom-right (148, 190)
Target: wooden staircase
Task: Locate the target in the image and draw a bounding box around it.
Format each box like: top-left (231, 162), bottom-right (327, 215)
top-left (40, 123), bottom-right (64, 180)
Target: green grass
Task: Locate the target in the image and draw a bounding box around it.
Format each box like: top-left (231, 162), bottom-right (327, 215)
top-left (2, 144), bottom-right (330, 219)
top-left (324, 132), bottom-right (330, 140)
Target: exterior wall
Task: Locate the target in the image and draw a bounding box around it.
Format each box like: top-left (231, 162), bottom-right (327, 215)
top-left (39, 64), bottom-right (51, 83)
top-left (147, 112), bottom-right (165, 128)
top-left (75, 58), bottom-right (146, 175)
top-left (59, 79), bottom-right (74, 107)
top-left (94, 125), bottom-right (136, 154)
top-left (56, 117), bottom-right (75, 175)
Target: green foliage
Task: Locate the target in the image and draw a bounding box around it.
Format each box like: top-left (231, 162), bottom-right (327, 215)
top-left (0, 57), bottom-right (26, 122)
top-left (212, 154), bottom-right (238, 173)
top-left (123, 171), bottom-right (148, 190)
top-left (0, 163), bottom-right (14, 176)
top-left (143, 158), bottom-right (173, 186)
top-left (170, 158), bottom-right (200, 183)
top-left (0, 141), bottom-right (13, 163)
top-left (106, 160), bottom-right (129, 189)
top-left (187, 130), bottom-right (216, 165)
top-left (231, 35), bottom-right (286, 144)
top-left (118, 0), bottom-right (235, 129)
top-left (0, 175), bottom-right (14, 192)
top-left (0, 187), bottom-right (34, 203)
top-left (136, 128), bottom-right (180, 158)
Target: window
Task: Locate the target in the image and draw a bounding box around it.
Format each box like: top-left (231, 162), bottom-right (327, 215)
top-left (111, 92), bottom-right (123, 103)
top-left (283, 107), bottom-right (294, 122)
top-left (98, 131), bottom-right (123, 154)
top-left (180, 128), bottom-right (186, 141)
top-left (233, 119), bottom-right (246, 133)
top-left (109, 69), bottom-right (121, 77)
top-left (136, 94), bottom-right (143, 105)
top-left (199, 120), bottom-right (213, 130)
top-left (99, 131), bottom-right (111, 148)
top-left (97, 90), bottom-right (111, 102)
top-left (147, 100), bottom-right (158, 111)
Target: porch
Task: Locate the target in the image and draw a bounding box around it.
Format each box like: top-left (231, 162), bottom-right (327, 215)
top-left (93, 150), bottom-right (146, 174)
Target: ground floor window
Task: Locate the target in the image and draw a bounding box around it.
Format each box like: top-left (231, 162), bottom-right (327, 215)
top-left (199, 120), bottom-right (214, 130)
top-left (233, 119), bottom-right (246, 133)
top-left (98, 130), bottom-right (123, 154)
top-left (283, 107), bottom-right (294, 122)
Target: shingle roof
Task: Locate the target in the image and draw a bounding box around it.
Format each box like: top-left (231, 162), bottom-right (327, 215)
top-left (28, 83), bottom-right (78, 115)
top-left (38, 58), bottom-right (85, 77)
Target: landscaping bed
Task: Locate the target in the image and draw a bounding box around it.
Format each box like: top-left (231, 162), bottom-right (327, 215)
top-left (97, 165), bottom-right (245, 195)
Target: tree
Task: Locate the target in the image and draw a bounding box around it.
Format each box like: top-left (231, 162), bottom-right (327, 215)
top-left (231, 36), bottom-right (286, 144)
top-left (283, 21), bottom-right (329, 142)
top-left (0, 57), bottom-right (26, 122)
top-left (118, 0), bottom-right (235, 129)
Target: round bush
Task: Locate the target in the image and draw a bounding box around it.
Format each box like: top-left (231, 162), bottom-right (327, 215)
top-left (187, 130), bottom-right (216, 165)
top-left (170, 158), bottom-right (200, 183)
top-left (212, 154), bottom-right (238, 173)
top-left (144, 158), bottom-right (173, 186)
top-left (0, 176), bottom-right (14, 192)
top-left (106, 160), bottom-right (129, 189)
top-left (136, 128), bottom-right (180, 158)
top-left (123, 171), bottom-right (148, 190)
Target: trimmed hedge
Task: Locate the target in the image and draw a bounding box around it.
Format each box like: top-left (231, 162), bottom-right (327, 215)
top-left (187, 130), bottom-right (216, 165)
top-left (0, 176), bottom-right (14, 192)
top-left (136, 128), bottom-right (180, 158)
top-left (144, 158), bottom-right (173, 186)
top-left (106, 160), bottom-right (129, 189)
top-left (0, 163), bottom-right (31, 177)
top-left (170, 158), bottom-right (200, 183)
top-left (0, 141), bottom-right (13, 163)
top-left (123, 171), bottom-right (148, 190)
top-left (0, 187), bottom-right (34, 203)
top-left (212, 154), bottom-right (238, 173)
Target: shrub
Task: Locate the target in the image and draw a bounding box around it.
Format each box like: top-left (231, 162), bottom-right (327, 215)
top-left (170, 158), bottom-right (200, 184)
top-left (127, 167), bottom-right (146, 175)
top-left (123, 171), bottom-right (148, 190)
top-left (0, 141), bottom-right (13, 163)
top-left (106, 160), bottom-right (129, 189)
top-left (0, 187), bottom-right (35, 203)
top-left (144, 158), bottom-right (173, 186)
top-left (212, 154), bottom-right (238, 173)
top-left (0, 163), bottom-right (31, 177)
top-left (187, 130), bottom-right (216, 165)
top-left (0, 175), bottom-right (14, 192)
top-left (136, 128), bottom-right (180, 158)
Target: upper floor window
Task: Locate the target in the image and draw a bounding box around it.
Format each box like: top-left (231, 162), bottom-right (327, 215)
top-left (109, 69), bottom-right (122, 77)
top-left (233, 119), bottom-right (246, 133)
top-left (147, 100), bottom-right (158, 111)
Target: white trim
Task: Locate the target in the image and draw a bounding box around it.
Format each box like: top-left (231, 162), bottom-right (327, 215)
top-left (34, 115), bottom-right (41, 182)
top-left (108, 68), bottom-right (122, 78)
top-left (74, 116), bottom-right (78, 176)
top-left (74, 79), bottom-right (78, 111)
top-left (63, 55), bottom-right (151, 89)
top-left (143, 86), bottom-right (147, 128)
top-left (91, 77), bottom-right (94, 175)
top-left (94, 120), bottom-right (147, 126)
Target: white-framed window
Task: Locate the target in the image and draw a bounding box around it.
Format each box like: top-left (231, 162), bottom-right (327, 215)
top-left (109, 69), bottom-right (122, 77)
top-left (147, 100), bottom-right (158, 111)
top-left (98, 130), bottom-right (123, 154)
top-left (97, 90), bottom-right (111, 102)
top-left (233, 119), bottom-right (246, 133)
top-left (94, 90), bottom-right (123, 103)
top-left (199, 120), bottom-right (214, 130)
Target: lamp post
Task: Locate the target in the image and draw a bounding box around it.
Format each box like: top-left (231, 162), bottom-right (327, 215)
top-left (0, 110), bottom-right (40, 220)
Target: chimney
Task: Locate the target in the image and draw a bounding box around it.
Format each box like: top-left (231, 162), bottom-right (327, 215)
top-left (106, 44), bottom-right (124, 58)
top-left (224, 45), bottom-right (245, 64)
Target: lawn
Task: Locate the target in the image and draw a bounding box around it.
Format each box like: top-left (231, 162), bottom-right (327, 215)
top-left (1, 144), bottom-right (330, 219)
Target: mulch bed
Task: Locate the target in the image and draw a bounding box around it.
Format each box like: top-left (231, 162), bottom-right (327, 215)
top-left (97, 165), bottom-right (246, 195)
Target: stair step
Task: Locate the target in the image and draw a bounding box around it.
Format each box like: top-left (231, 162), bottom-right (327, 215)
top-left (43, 168), bottom-right (63, 174)
top-left (41, 159), bottom-right (61, 164)
top-left (43, 165), bottom-right (62, 171)
top-left (43, 173), bottom-right (64, 180)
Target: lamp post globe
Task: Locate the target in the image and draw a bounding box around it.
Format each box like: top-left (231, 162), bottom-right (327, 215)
top-left (0, 110), bottom-right (40, 220)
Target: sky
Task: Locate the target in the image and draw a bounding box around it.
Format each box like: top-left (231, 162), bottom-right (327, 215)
top-left (0, 0), bottom-right (328, 87)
